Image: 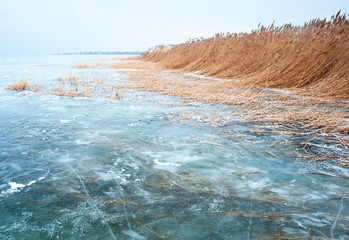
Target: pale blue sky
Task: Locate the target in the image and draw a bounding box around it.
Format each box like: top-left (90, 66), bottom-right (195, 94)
top-left (0, 0), bottom-right (348, 56)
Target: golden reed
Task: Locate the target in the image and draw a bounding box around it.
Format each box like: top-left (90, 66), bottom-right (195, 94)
top-left (141, 12), bottom-right (349, 100)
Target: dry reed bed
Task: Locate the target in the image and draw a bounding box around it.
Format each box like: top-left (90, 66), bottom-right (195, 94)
top-left (117, 61), bottom-right (348, 133)
top-left (51, 74), bottom-right (123, 98)
top-left (6, 78), bottom-right (41, 92)
top-left (73, 62), bottom-right (106, 69)
top-left (107, 60), bottom-right (157, 70)
top-left (52, 74), bottom-right (96, 97)
top-left (72, 60), bottom-right (157, 70)
top-left (6, 74), bottom-right (122, 99)
top-left (141, 12), bottom-right (349, 100)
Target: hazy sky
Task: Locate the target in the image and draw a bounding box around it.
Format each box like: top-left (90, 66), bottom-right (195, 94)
top-left (0, 0), bottom-right (348, 56)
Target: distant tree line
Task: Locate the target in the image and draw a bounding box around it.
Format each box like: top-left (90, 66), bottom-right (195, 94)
top-left (54, 51), bottom-right (145, 55)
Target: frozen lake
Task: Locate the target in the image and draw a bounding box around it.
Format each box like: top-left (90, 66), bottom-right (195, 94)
top-left (0, 55), bottom-right (348, 239)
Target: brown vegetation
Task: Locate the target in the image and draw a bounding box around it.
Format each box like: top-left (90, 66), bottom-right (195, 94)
top-left (6, 78), bottom-right (32, 91)
top-left (107, 60), bottom-right (156, 70)
top-left (51, 75), bottom-right (99, 97)
top-left (73, 62), bottom-right (105, 68)
top-left (141, 12), bottom-right (349, 100)
top-left (6, 72), bottom-right (123, 100)
top-left (120, 65), bottom-right (349, 134)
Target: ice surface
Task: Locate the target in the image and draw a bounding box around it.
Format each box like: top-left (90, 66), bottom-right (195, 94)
top-left (0, 55), bottom-right (348, 239)
top-left (122, 229), bottom-right (147, 240)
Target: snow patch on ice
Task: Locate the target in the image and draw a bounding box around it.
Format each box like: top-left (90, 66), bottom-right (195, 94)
top-left (0, 171), bottom-right (48, 197)
top-left (58, 155), bottom-right (75, 163)
top-left (8, 182), bottom-right (25, 192)
top-left (74, 139), bottom-right (91, 145)
top-left (95, 171), bottom-right (130, 185)
top-left (59, 119), bottom-right (71, 123)
top-left (153, 159), bottom-right (181, 171)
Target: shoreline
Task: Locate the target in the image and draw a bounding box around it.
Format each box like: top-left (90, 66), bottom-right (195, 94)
top-left (111, 58), bottom-right (349, 167)
top-left (115, 59), bottom-right (348, 128)
top-left (113, 59), bottom-right (349, 168)
top-left (4, 57), bottom-right (349, 168)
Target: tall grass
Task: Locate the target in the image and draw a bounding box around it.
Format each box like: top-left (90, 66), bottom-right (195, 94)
top-left (141, 12), bottom-right (349, 100)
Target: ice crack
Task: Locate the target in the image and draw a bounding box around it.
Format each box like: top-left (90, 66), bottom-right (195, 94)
top-left (67, 164), bottom-right (117, 240)
top-left (331, 197), bottom-right (344, 240)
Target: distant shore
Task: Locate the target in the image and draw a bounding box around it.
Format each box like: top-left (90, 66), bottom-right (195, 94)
top-left (54, 51), bottom-right (145, 55)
